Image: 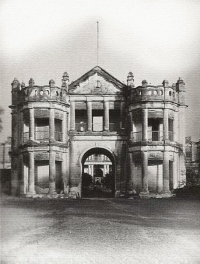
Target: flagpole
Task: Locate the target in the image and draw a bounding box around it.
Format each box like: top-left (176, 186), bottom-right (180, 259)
top-left (97, 21), bottom-right (99, 66)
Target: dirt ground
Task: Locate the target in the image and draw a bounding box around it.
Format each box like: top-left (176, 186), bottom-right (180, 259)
top-left (1, 196), bottom-right (200, 264)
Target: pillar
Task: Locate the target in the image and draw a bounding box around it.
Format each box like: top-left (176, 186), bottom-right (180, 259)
top-left (70, 101), bottom-right (75, 130)
top-left (62, 111), bottom-right (67, 142)
top-left (62, 151), bottom-right (68, 193)
top-left (142, 109), bottom-right (148, 141)
top-left (87, 101), bottom-right (92, 131)
top-left (28, 151), bottom-right (35, 194)
top-left (142, 152), bottom-right (148, 193)
top-left (120, 101), bottom-right (125, 129)
top-left (104, 100), bottom-right (109, 131)
top-left (104, 165), bottom-right (107, 175)
top-left (29, 108), bottom-right (34, 141)
top-left (129, 153), bottom-right (135, 190)
top-left (163, 151), bottom-right (170, 192)
top-left (163, 108), bottom-right (168, 140)
top-left (159, 122), bottom-right (163, 141)
top-left (49, 108), bottom-right (55, 141)
top-left (49, 148), bottom-right (56, 194)
top-left (20, 154), bottom-right (25, 194)
top-left (157, 164), bottom-right (163, 193)
top-left (172, 152), bottom-right (178, 189)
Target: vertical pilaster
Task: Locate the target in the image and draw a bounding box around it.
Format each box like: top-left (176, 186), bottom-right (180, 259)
top-left (49, 148), bottom-right (56, 194)
top-left (173, 111), bottom-right (178, 142)
top-left (28, 151), bottom-right (35, 194)
top-left (163, 108), bottom-right (169, 140)
top-left (70, 101), bottom-right (75, 131)
top-left (120, 101), bottom-right (125, 129)
top-left (62, 111), bottom-right (67, 142)
top-left (49, 107), bottom-right (55, 141)
top-left (87, 101), bottom-right (92, 131)
top-left (104, 100), bottom-right (109, 131)
top-left (129, 153), bottom-right (135, 189)
top-left (62, 151), bottom-right (68, 192)
top-left (142, 109), bottom-right (148, 141)
top-left (159, 122), bottom-right (163, 141)
top-left (173, 152), bottom-right (178, 189)
top-left (29, 108), bottom-right (34, 141)
top-left (20, 154), bottom-right (25, 194)
top-left (163, 151), bottom-right (170, 192)
top-left (142, 152), bottom-right (148, 193)
top-left (157, 164), bottom-right (163, 193)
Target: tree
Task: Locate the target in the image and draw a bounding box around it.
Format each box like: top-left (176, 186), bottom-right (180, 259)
top-left (0, 107), bottom-right (4, 132)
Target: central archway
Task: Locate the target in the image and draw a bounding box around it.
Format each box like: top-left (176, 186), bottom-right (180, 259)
top-left (81, 147), bottom-right (116, 198)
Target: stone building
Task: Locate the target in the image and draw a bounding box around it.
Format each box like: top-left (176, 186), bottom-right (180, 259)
top-left (185, 137), bottom-right (200, 185)
top-left (0, 137), bottom-right (11, 170)
top-left (0, 137), bottom-right (11, 193)
top-left (10, 66), bottom-right (186, 197)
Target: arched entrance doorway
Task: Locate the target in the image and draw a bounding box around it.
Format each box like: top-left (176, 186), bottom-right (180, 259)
top-left (81, 148), bottom-right (115, 198)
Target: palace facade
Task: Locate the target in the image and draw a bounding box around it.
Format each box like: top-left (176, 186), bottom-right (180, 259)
top-left (10, 66), bottom-right (186, 197)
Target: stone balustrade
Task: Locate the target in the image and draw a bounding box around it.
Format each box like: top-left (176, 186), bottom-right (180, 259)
top-left (130, 85), bottom-right (177, 103)
top-left (21, 85), bottom-right (69, 103)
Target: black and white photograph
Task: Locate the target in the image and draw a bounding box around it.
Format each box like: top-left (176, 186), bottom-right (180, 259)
top-left (1, 0), bottom-right (200, 263)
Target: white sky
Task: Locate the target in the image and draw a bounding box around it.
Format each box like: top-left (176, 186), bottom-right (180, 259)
top-left (1, 0), bottom-right (200, 142)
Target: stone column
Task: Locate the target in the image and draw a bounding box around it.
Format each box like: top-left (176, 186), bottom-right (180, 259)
top-left (142, 109), bottom-right (148, 141)
top-left (157, 164), bottom-right (163, 193)
top-left (129, 153), bottom-right (135, 190)
top-left (163, 108), bottom-right (169, 140)
top-left (20, 154), bottom-right (25, 195)
top-left (70, 101), bottom-right (75, 131)
top-left (49, 108), bottom-right (55, 141)
top-left (49, 148), bottom-right (56, 194)
top-left (62, 111), bottom-right (67, 142)
top-left (104, 100), bottom-right (109, 131)
top-left (142, 152), bottom-right (148, 193)
top-left (28, 151), bottom-right (35, 194)
top-left (62, 151), bottom-right (67, 193)
top-left (29, 108), bottom-right (34, 141)
top-left (159, 123), bottom-right (163, 141)
top-left (173, 111), bottom-right (178, 143)
top-left (91, 165), bottom-right (94, 177)
top-left (87, 101), bottom-right (92, 131)
top-left (120, 101), bottom-right (125, 129)
top-left (163, 151), bottom-right (170, 192)
top-left (173, 152), bottom-right (178, 189)
top-left (104, 165), bottom-right (107, 175)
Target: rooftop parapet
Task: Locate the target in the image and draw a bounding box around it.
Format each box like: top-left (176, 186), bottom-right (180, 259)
top-left (11, 73), bottom-right (70, 105)
top-left (129, 79), bottom-right (182, 104)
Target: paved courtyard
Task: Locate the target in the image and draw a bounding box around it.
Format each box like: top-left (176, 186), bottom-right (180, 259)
top-left (1, 196), bottom-right (200, 264)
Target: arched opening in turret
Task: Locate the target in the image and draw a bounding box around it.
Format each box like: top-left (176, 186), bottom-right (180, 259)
top-left (81, 148), bottom-right (115, 198)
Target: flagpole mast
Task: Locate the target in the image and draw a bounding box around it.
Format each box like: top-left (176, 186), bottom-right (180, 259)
top-left (97, 21), bottom-right (99, 66)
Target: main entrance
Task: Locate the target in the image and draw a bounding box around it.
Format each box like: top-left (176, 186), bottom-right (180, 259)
top-left (81, 148), bottom-right (115, 198)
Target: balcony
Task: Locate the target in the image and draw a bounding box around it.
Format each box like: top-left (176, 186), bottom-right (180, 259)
top-left (23, 130), bottom-right (63, 142)
top-left (131, 131), bottom-right (174, 142)
top-left (75, 122), bottom-right (120, 132)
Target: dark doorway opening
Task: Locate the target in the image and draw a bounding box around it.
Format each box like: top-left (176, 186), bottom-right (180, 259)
top-left (82, 148), bottom-right (115, 198)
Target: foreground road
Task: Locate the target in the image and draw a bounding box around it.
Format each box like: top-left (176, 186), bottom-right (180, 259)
top-left (1, 196), bottom-right (200, 264)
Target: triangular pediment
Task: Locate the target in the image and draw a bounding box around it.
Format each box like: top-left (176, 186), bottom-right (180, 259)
top-left (69, 66), bottom-right (125, 95)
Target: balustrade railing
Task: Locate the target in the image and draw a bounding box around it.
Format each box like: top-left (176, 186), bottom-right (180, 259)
top-left (131, 130), bottom-right (174, 142)
top-left (75, 122), bottom-right (120, 132)
top-left (23, 130), bottom-right (63, 142)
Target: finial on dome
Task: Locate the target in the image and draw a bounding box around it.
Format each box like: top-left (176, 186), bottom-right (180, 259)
top-left (62, 71), bottom-right (69, 90)
top-left (142, 80), bottom-right (148, 87)
top-left (29, 78), bottom-right (35, 87)
top-left (162, 80), bottom-right (169, 87)
top-left (127, 72), bottom-right (134, 87)
top-left (11, 78), bottom-right (20, 89)
top-left (49, 79), bottom-right (55, 88)
top-left (21, 82), bottom-right (25, 89)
